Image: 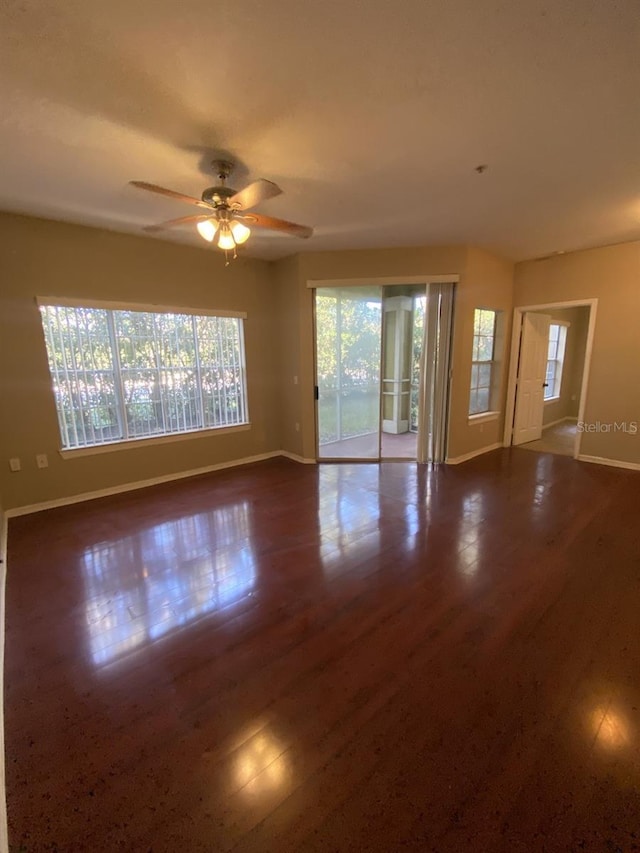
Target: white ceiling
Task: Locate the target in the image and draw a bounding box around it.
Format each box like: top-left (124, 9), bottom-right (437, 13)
top-left (1, 0), bottom-right (639, 261)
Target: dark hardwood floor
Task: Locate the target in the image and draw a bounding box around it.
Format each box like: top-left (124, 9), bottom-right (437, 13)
top-left (5, 449), bottom-right (640, 852)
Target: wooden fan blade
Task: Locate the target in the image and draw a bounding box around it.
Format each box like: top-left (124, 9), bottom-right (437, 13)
top-left (130, 181), bottom-right (211, 209)
top-left (241, 212), bottom-right (313, 238)
top-left (228, 179), bottom-right (282, 211)
top-left (144, 214), bottom-right (215, 233)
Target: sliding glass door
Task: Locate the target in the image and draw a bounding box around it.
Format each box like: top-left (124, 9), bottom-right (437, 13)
top-left (316, 287), bottom-right (382, 459)
top-left (315, 283), bottom-right (455, 462)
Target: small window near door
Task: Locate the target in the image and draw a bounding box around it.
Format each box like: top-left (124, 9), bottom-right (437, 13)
top-left (545, 323), bottom-right (568, 400)
top-left (469, 308), bottom-right (497, 415)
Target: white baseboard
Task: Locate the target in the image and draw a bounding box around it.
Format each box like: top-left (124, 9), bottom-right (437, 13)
top-left (446, 442), bottom-right (503, 465)
top-left (577, 454), bottom-right (640, 472)
top-left (5, 451), bottom-right (284, 518)
top-left (279, 451), bottom-right (317, 464)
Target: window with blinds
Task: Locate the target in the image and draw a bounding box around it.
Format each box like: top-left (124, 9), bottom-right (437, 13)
top-left (39, 304), bottom-right (249, 450)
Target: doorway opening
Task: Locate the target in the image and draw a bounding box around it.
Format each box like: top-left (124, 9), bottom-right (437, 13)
top-left (504, 300), bottom-right (596, 458)
top-left (314, 282), bottom-right (454, 462)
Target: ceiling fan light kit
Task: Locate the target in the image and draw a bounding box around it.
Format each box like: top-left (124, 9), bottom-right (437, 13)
top-left (229, 220), bottom-right (251, 244)
top-left (195, 215), bottom-right (250, 251)
top-left (196, 219), bottom-right (218, 242)
top-left (131, 159), bottom-right (312, 265)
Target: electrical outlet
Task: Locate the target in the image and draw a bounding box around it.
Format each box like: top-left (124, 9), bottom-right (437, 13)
top-left (36, 454), bottom-right (49, 469)
top-left (9, 458), bottom-right (21, 472)
top-left (293, 375), bottom-right (298, 385)
top-left (295, 422), bottom-right (300, 432)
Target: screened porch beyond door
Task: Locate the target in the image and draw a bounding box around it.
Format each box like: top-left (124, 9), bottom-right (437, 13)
top-left (316, 286), bottom-right (425, 461)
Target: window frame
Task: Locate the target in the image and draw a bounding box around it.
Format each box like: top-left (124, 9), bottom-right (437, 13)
top-left (544, 321), bottom-right (569, 402)
top-left (37, 298), bottom-right (250, 454)
top-left (469, 308), bottom-right (498, 417)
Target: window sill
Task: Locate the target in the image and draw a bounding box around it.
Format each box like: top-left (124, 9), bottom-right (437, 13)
top-left (544, 396), bottom-right (560, 404)
top-left (468, 411), bottom-right (500, 425)
top-left (59, 423), bottom-right (251, 459)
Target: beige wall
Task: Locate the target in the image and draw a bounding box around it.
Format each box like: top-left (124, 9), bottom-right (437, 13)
top-left (272, 254), bottom-right (304, 458)
top-left (448, 247), bottom-right (514, 459)
top-left (541, 307), bottom-right (589, 427)
top-left (0, 213), bottom-right (280, 510)
top-left (1, 207), bottom-right (635, 511)
top-left (5, 208), bottom-right (636, 515)
top-left (515, 242), bottom-right (640, 464)
top-left (273, 245), bottom-right (514, 461)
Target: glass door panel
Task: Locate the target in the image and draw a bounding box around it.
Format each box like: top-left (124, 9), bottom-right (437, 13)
top-left (316, 287), bottom-right (382, 459)
top-left (410, 295), bottom-right (426, 433)
top-left (379, 288), bottom-right (424, 460)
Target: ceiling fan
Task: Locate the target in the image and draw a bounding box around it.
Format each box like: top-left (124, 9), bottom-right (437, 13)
top-left (130, 159), bottom-right (313, 263)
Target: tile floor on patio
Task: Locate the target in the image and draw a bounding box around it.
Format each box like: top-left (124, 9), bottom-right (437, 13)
top-left (319, 430), bottom-right (417, 459)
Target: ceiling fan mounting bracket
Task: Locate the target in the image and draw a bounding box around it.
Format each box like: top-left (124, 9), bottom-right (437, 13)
top-left (211, 159), bottom-right (235, 182)
top-left (201, 161), bottom-right (238, 207)
top-left (201, 185), bottom-right (236, 206)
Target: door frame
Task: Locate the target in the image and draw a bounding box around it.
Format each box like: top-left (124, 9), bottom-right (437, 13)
top-left (310, 275), bottom-right (460, 462)
top-left (503, 298), bottom-right (598, 458)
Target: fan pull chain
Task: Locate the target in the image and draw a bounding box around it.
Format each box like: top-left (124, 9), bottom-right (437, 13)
top-left (223, 247), bottom-right (239, 266)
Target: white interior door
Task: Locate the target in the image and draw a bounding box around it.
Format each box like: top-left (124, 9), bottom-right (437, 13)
top-left (513, 312), bottom-right (550, 445)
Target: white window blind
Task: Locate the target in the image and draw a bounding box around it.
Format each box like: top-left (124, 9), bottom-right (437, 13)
top-left (39, 305), bottom-right (248, 450)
